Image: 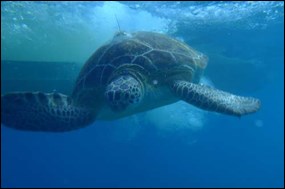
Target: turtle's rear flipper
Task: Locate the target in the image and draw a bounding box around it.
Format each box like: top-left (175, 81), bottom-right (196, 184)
top-left (171, 81), bottom-right (261, 117)
top-left (1, 92), bottom-right (94, 132)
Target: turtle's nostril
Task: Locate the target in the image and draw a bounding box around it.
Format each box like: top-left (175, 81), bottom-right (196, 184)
top-left (107, 92), bottom-right (113, 101)
top-left (114, 91), bottom-right (121, 101)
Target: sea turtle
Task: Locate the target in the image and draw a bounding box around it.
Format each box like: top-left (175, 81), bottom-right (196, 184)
top-left (1, 31), bottom-right (261, 132)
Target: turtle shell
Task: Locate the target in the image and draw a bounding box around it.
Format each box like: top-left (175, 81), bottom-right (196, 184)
top-left (72, 31), bottom-right (208, 105)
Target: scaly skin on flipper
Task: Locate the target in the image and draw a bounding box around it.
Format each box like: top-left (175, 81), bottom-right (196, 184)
top-left (1, 92), bottom-right (94, 132)
top-left (171, 80), bottom-right (261, 116)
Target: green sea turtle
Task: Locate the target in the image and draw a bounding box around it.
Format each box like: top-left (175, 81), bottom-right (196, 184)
top-left (1, 31), bottom-right (260, 132)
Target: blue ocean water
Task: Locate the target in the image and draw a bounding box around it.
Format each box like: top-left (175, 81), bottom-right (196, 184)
top-left (1, 1), bottom-right (284, 188)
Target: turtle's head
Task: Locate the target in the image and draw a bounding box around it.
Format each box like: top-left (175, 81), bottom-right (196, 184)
top-left (105, 73), bottom-right (145, 112)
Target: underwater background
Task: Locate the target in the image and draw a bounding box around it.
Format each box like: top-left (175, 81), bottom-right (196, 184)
top-left (1, 1), bottom-right (284, 188)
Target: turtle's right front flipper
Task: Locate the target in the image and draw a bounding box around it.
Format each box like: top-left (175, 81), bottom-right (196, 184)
top-left (171, 80), bottom-right (261, 117)
top-left (1, 92), bottom-right (94, 132)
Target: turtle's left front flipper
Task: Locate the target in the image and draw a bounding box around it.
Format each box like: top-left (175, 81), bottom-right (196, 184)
top-left (171, 80), bottom-right (261, 117)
